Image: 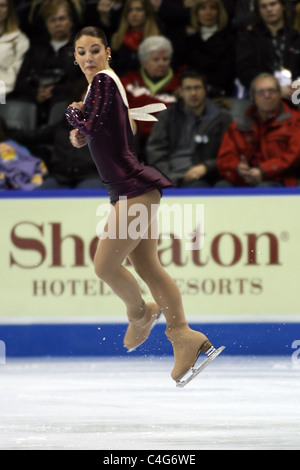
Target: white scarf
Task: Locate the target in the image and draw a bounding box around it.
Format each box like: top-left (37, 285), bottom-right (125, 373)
top-left (200, 24), bottom-right (218, 41)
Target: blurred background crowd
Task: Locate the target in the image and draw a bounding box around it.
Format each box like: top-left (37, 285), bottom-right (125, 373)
top-left (1, 0), bottom-right (300, 190)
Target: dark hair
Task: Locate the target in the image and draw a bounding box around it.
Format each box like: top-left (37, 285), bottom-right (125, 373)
top-left (74, 26), bottom-right (109, 49)
top-left (179, 69), bottom-right (207, 91)
top-left (254, 0), bottom-right (290, 24)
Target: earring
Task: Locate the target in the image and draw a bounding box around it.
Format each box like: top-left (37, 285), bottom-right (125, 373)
top-left (74, 60), bottom-right (78, 65)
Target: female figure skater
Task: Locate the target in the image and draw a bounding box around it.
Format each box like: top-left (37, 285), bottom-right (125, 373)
top-left (66, 26), bottom-right (220, 384)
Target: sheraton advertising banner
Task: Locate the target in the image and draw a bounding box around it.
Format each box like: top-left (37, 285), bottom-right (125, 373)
top-left (1, 191), bottom-right (299, 322)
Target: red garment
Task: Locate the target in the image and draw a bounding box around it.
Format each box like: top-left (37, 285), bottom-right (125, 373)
top-left (121, 69), bottom-right (179, 143)
top-left (217, 101), bottom-right (300, 186)
top-left (122, 29), bottom-right (144, 51)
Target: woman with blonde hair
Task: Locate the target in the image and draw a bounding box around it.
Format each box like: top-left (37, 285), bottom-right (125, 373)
top-left (190, 0), bottom-right (229, 31)
top-left (0, 0), bottom-right (29, 96)
top-left (111, 0), bottom-right (160, 76)
top-left (173, 0), bottom-right (236, 98)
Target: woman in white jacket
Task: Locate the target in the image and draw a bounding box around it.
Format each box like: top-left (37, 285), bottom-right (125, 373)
top-left (0, 0), bottom-right (29, 96)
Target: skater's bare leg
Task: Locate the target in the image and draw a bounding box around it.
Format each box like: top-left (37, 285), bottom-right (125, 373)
top-left (94, 190), bottom-right (162, 346)
top-left (94, 189), bottom-right (213, 380)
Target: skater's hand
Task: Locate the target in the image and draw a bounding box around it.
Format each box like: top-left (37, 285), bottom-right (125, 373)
top-left (69, 101), bottom-right (84, 112)
top-left (69, 129), bottom-right (88, 148)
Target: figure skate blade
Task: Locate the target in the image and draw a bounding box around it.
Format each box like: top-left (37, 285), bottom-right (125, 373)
top-left (176, 346), bottom-right (225, 388)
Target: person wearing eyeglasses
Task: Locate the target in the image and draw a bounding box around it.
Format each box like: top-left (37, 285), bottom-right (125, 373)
top-left (216, 72), bottom-right (300, 187)
top-left (146, 69), bottom-right (232, 188)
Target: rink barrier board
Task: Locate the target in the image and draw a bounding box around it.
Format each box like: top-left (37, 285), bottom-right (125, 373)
top-left (1, 187), bottom-right (300, 358)
top-left (1, 322), bottom-right (300, 358)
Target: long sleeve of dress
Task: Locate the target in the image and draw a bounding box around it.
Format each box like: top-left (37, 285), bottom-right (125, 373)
top-left (66, 72), bottom-right (117, 137)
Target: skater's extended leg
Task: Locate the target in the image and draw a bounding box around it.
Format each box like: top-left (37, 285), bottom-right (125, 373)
top-left (94, 190), bottom-right (162, 346)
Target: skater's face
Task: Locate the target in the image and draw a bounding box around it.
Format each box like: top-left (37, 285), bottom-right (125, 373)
top-left (74, 35), bottom-right (111, 83)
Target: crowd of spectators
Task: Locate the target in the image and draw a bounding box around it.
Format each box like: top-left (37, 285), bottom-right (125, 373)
top-left (1, 0), bottom-right (300, 190)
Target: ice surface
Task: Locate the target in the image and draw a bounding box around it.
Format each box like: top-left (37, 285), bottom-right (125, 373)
top-left (0, 356), bottom-right (299, 450)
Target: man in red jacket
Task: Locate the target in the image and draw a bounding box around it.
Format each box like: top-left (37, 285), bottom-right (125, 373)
top-left (217, 73), bottom-right (300, 187)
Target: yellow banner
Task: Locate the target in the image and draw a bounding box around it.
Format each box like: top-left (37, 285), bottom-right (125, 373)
top-left (1, 194), bottom-right (299, 322)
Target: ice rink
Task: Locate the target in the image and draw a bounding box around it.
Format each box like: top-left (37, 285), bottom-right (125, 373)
top-left (0, 355), bottom-right (299, 450)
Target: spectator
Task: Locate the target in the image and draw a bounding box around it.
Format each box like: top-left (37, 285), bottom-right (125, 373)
top-left (232, 0), bottom-right (256, 30)
top-left (173, 0), bottom-right (237, 98)
top-left (10, 78), bottom-right (105, 189)
top-left (36, 122), bottom-right (106, 189)
top-left (216, 73), bottom-right (300, 187)
top-left (292, 1), bottom-right (300, 30)
top-left (146, 69), bottom-right (232, 188)
top-left (110, 0), bottom-right (160, 76)
top-left (121, 35), bottom-right (180, 160)
top-left (0, 0), bottom-right (29, 96)
top-left (236, 0), bottom-right (300, 99)
top-left (93, 0), bottom-right (124, 42)
top-left (14, 0), bottom-right (82, 126)
top-left (16, 0), bottom-right (86, 41)
top-left (153, 0), bottom-right (194, 43)
top-left (0, 115), bottom-right (47, 190)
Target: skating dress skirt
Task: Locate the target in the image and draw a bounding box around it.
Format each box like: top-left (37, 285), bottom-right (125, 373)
top-left (66, 69), bottom-right (174, 204)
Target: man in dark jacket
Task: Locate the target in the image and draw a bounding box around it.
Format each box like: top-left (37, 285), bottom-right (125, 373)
top-left (146, 69), bottom-right (232, 187)
top-left (14, 0), bottom-right (82, 126)
top-left (236, 0), bottom-right (300, 99)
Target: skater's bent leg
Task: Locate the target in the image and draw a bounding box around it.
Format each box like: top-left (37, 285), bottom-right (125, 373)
top-left (94, 190), bottom-right (161, 319)
top-left (94, 227), bottom-right (143, 316)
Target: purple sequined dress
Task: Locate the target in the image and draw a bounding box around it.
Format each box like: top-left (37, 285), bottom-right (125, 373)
top-left (66, 69), bottom-right (174, 203)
